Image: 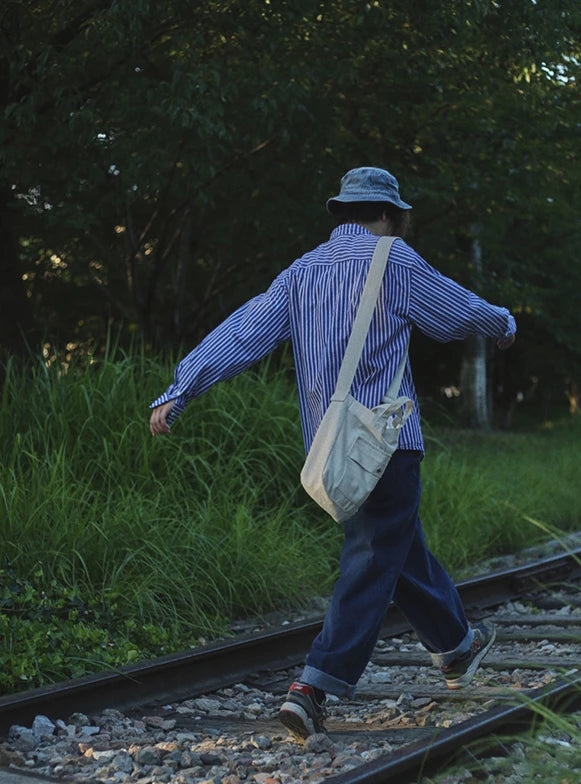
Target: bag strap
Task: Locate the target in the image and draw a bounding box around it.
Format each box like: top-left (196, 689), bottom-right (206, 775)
top-left (333, 236), bottom-right (396, 402)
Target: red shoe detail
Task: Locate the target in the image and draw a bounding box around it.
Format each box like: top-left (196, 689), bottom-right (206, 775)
top-left (289, 682), bottom-right (314, 696)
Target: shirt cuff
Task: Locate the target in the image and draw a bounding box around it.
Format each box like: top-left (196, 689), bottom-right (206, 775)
top-left (505, 315), bottom-right (517, 337)
top-left (149, 390), bottom-right (188, 425)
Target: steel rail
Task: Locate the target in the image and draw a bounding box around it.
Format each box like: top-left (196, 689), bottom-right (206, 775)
top-left (324, 673), bottom-right (581, 784)
top-left (1, 548), bottom-right (580, 735)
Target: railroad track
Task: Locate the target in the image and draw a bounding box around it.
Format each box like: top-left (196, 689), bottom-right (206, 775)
top-left (0, 548), bottom-right (580, 784)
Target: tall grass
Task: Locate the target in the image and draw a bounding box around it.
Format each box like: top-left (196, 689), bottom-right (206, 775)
top-left (0, 350), bottom-right (338, 637)
top-left (1, 349), bottom-right (580, 690)
top-left (421, 421), bottom-right (581, 574)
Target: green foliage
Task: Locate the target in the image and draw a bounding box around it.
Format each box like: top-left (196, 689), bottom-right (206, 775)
top-left (1, 352), bottom-right (580, 694)
top-left (0, 564), bottom-right (178, 691)
top-left (421, 417), bottom-right (581, 574)
top-left (0, 349), bottom-right (339, 693)
top-left (0, 0), bottom-right (579, 400)
top-left (2, 0), bottom-right (579, 697)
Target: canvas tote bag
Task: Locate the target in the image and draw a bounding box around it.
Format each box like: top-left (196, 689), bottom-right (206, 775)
top-left (300, 236), bottom-right (413, 523)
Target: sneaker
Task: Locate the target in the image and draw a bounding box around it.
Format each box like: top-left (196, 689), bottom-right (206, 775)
top-left (442, 620), bottom-right (496, 690)
top-left (278, 682), bottom-right (326, 739)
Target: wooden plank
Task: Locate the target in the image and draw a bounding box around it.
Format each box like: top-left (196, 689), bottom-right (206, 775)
top-left (371, 652), bottom-right (581, 670)
top-left (173, 715), bottom-right (435, 743)
top-left (0, 770), bottom-right (58, 784)
top-left (497, 629), bottom-right (581, 642)
top-left (493, 614), bottom-right (581, 626)
top-left (355, 684), bottom-right (526, 701)
top-left (531, 595), bottom-right (581, 610)
top-left (325, 723), bottom-right (435, 742)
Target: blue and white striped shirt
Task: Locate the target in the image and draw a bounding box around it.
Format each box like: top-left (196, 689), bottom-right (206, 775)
top-left (151, 224), bottom-right (516, 454)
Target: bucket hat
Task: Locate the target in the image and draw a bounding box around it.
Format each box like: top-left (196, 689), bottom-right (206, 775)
top-left (326, 166), bottom-right (412, 213)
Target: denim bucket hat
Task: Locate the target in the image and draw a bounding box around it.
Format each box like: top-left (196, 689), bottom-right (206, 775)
top-left (326, 167), bottom-right (413, 213)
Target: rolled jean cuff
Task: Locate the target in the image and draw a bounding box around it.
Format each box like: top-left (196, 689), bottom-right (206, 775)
top-left (429, 626), bottom-right (474, 667)
top-left (300, 665), bottom-right (357, 698)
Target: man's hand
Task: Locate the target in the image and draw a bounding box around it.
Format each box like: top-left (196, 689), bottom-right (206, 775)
top-left (149, 400), bottom-right (176, 436)
top-left (496, 334), bottom-right (516, 351)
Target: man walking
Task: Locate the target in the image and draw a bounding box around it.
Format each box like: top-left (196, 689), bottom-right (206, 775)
top-left (150, 166), bottom-right (516, 739)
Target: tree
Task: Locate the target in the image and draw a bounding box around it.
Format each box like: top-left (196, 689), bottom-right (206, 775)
top-left (312, 0), bottom-right (581, 423)
top-left (1, 1), bottom-right (579, 426)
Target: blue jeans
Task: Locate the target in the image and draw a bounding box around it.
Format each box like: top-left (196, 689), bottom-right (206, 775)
top-left (300, 450), bottom-right (473, 698)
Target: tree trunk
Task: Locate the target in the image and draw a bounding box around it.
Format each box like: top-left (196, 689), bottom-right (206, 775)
top-left (460, 335), bottom-right (490, 428)
top-left (459, 234), bottom-right (491, 429)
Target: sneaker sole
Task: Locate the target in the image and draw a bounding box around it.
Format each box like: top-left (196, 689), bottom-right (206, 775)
top-left (446, 624), bottom-right (497, 690)
top-left (278, 702), bottom-right (319, 739)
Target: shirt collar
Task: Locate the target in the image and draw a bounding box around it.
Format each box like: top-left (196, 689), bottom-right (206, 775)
top-left (330, 223), bottom-right (374, 240)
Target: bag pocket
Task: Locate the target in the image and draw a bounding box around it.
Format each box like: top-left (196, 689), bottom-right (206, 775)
top-left (349, 435), bottom-right (388, 474)
top-left (330, 435), bottom-right (389, 512)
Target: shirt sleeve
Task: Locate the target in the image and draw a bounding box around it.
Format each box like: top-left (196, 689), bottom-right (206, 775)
top-left (150, 269), bottom-right (292, 424)
top-left (407, 252), bottom-right (516, 342)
